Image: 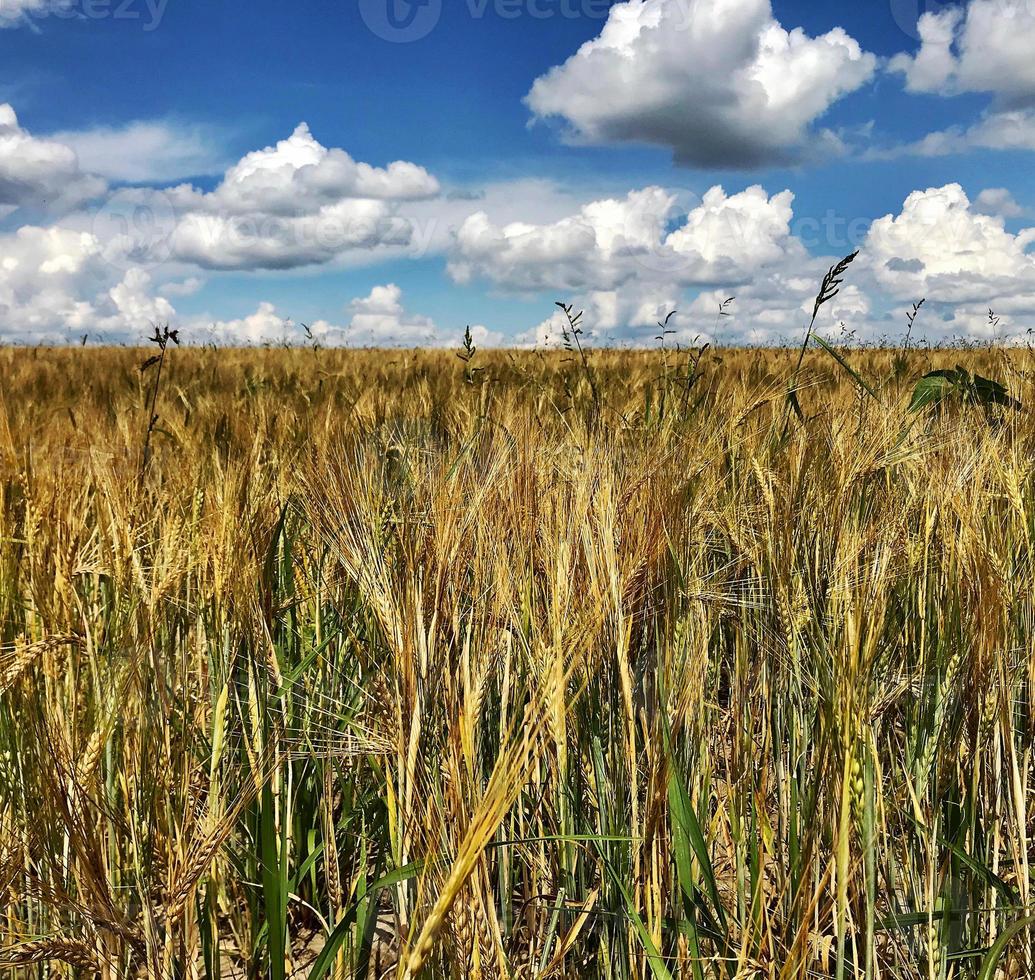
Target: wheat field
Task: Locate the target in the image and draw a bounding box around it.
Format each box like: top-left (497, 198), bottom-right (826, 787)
top-left (1, 339), bottom-right (1034, 978)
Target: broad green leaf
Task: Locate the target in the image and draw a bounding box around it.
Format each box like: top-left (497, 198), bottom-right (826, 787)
top-left (909, 372), bottom-right (958, 412)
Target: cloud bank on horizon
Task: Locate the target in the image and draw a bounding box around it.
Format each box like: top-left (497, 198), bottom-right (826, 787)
top-left (2, 0), bottom-right (1035, 347)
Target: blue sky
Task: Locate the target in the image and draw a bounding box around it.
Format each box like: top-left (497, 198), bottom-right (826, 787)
top-left (2, 0), bottom-right (1035, 346)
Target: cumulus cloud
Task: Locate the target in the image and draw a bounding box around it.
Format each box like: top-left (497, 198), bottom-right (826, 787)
top-left (342, 283), bottom-right (440, 346)
top-left (866, 184), bottom-right (1035, 306)
top-left (344, 286), bottom-right (503, 348)
top-left (883, 2), bottom-right (1035, 159)
top-left (168, 199), bottom-right (412, 271)
top-left (194, 301), bottom-right (298, 346)
top-left (9, 172), bottom-right (1035, 348)
top-left (0, 118), bottom-right (446, 276)
top-left (449, 184), bottom-right (803, 299)
top-left (51, 120), bottom-right (227, 183)
top-left (516, 273), bottom-right (853, 348)
top-left (671, 279), bottom-right (868, 346)
top-left (665, 185), bottom-right (1035, 346)
top-left (453, 182), bottom-right (830, 346)
top-left (974, 187), bottom-right (1029, 218)
top-left (965, 109), bottom-right (1035, 150)
top-left (197, 123), bottom-right (438, 214)
top-left (0, 220), bottom-right (499, 347)
top-left (0, 114), bottom-right (458, 343)
top-left (4, 96), bottom-right (1035, 348)
top-left (525, 0), bottom-right (877, 168)
top-left (855, 184), bottom-right (1035, 346)
top-left (450, 187), bottom-right (671, 292)
top-left (163, 123), bottom-right (441, 270)
top-left (189, 286), bottom-right (503, 348)
top-left (889, 6), bottom-right (964, 94)
top-left (516, 291), bottom-right (682, 347)
top-left (474, 181), bottom-right (1035, 347)
top-left (516, 309), bottom-right (571, 349)
top-left (0, 223), bottom-right (175, 342)
top-left (890, 0), bottom-right (1035, 103)
top-left (161, 275), bottom-right (205, 297)
top-left (0, 104), bottom-right (106, 211)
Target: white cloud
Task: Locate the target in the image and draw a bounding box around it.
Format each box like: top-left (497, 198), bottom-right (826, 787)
top-left (0, 117), bottom-right (447, 275)
top-left (665, 185), bottom-right (797, 269)
top-left (866, 184), bottom-right (1035, 310)
top-left (50, 120), bottom-right (227, 183)
top-left (161, 275), bottom-right (205, 297)
top-left (5, 99), bottom-right (1035, 348)
top-left (467, 323), bottom-right (505, 348)
top-left (0, 223), bottom-right (176, 342)
top-left (198, 123), bottom-right (438, 214)
top-left (8, 176), bottom-right (1035, 348)
top-left (885, 108), bottom-right (1035, 158)
top-left (966, 109), bottom-right (1035, 150)
top-left (107, 266), bottom-right (175, 325)
top-left (449, 184), bottom-right (803, 296)
top-left (186, 288), bottom-right (505, 348)
top-left (664, 262), bottom-right (883, 347)
top-left (516, 309), bottom-right (570, 349)
top-left (500, 182), bottom-right (1035, 347)
top-left (342, 283), bottom-right (439, 346)
top-left (890, 0), bottom-right (1035, 102)
top-left (0, 115), bottom-right (459, 343)
top-left (164, 123), bottom-right (441, 270)
top-left (194, 301), bottom-right (297, 346)
top-left (884, 3), bottom-right (1035, 160)
top-left (974, 188), bottom-right (1029, 218)
top-left (0, 103), bottom-right (106, 211)
top-left (516, 272), bottom-right (855, 348)
top-left (525, 0), bottom-right (876, 168)
top-left (889, 7), bottom-right (963, 94)
top-left (459, 182), bottom-right (824, 347)
top-left (168, 199), bottom-right (413, 271)
top-left (516, 292), bottom-right (681, 347)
